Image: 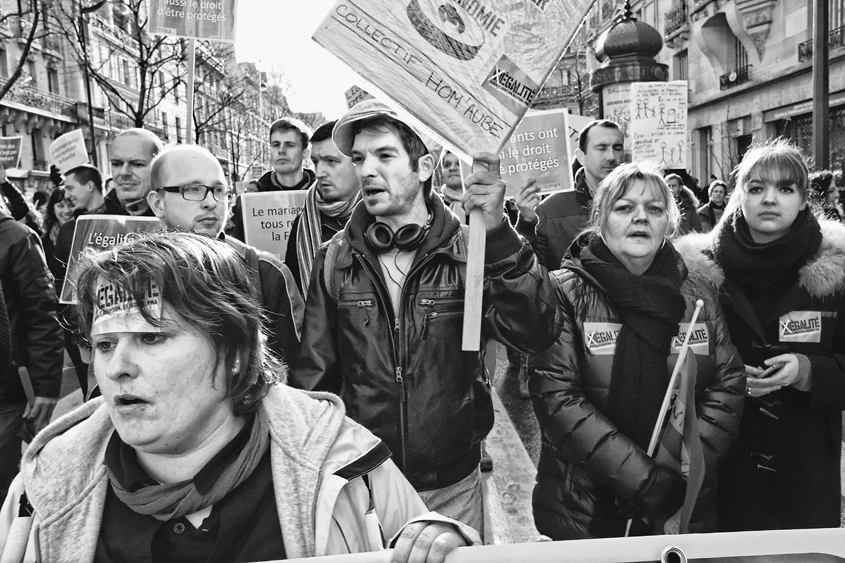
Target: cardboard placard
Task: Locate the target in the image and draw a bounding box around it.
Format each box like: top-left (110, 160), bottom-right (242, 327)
top-left (49, 130), bottom-right (89, 173)
top-left (345, 85), bottom-right (375, 109)
top-left (0, 137), bottom-right (22, 169)
top-left (313, 0), bottom-right (595, 161)
top-left (630, 81), bottom-right (689, 167)
top-left (60, 216), bottom-right (162, 304)
top-left (148, 0), bottom-right (237, 42)
top-left (497, 109), bottom-right (573, 197)
top-left (241, 191), bottom-right (308, 260)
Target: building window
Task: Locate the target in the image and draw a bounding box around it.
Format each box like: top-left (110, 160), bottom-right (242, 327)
top-left (734, 37), bottom-right (748, 70)
top-left (27, 61), bottom-right (37, 87)
top-left (47, 67), bottom-right (59, 94)
top-left (674, 50), bottom-right (688, 81)
top-left (0, 49), bottom-right (7, 78)
top-left (699, 126), bottom-right (713, 183)
top-left (31, 128), bottom-right (45, 166)
top-left (162, 112), bottom-right (170, 141)
top-left (833, 0), bottom-right (845, 30)
top-left (176, 116), bottom-right (182, 143)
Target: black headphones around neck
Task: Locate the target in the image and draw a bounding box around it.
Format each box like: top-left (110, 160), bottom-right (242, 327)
top-left (365, 212), bottom-right (433, 252)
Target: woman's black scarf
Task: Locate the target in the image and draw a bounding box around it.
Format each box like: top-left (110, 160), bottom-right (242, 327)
top-left (712, 206), bottom-right (823, 291)
top-left (580, 235), bottom-right (687, 450)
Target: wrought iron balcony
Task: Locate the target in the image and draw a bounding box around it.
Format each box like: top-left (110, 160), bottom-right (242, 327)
top-left (664, 1), bottom-right (688, 38)
top-left (0, 78), bottom-right (77, 118)
top-left (798, 26), bottom-right (845, 62)
top-left (33, 159), bottom-right (48, 171)
top-left (719, 65), bottom-right (751, 90)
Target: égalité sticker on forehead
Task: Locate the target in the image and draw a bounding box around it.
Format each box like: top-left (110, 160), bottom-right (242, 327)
top-left (91, 279), bottom-right (163, 336)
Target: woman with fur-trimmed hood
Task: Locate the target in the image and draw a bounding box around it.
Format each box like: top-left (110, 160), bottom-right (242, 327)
top-left (674, 139), bottom-right (845, 532)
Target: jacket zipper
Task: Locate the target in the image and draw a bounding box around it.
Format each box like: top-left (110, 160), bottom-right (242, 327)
top-left (356, 252), bottom-right (410, 471)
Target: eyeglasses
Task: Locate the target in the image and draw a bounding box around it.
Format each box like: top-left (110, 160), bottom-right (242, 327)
top-left (158, 183), bottom-right (233, 202)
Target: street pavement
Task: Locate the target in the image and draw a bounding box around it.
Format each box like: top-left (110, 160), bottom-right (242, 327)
top-left (51, 344), bottom-right (845, 541)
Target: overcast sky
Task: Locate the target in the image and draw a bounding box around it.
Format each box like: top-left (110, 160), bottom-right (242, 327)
top-left (235, 0), bottom-right (358, 120)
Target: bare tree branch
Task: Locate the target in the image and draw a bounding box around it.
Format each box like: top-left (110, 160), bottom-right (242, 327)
top-left (0, 0), bottom-right (42, 102)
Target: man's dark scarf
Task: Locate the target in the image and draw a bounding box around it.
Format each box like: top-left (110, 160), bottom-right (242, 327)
top-left (580, 234), bottom-right (686, 450)
top-left (712, 206), bottom-right (822, 291)
top-left (704, 201), bottom-right (724, 230)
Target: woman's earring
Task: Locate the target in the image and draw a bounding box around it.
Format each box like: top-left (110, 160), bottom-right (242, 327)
top-left (232, 359), bottom-right (241, 373)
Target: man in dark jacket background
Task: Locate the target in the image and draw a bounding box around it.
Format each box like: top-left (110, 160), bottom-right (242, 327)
top-left (291, 100), bottom-right (560, 536)
top-left (0, 199), bottom-right (63, 500)
top-left (285, 120), bottom-right (361, 294)
top-left (514, 119), bottom-right (623, 271)
top-left (231, 117), bottom-right (316, 241)
top-left (148, 145), bottom-right (303, 366)
top-left (105, 128), bottom-right (163, 217)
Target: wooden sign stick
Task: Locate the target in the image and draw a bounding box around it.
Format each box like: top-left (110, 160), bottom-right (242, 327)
top-left (461, 160), bottom-right (488, 352)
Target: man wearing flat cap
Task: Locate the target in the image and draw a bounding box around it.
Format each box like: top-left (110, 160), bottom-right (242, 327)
top-left (291, 100), bottom-right (559, 535)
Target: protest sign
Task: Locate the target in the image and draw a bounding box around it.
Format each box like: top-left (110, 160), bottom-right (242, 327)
top-left (497, 109), bottom-right (573, 197)
top-left (0, 137), bottom-right (22, 169)
top-left (630, 81), bottom-right (689, 167)
top-left (60, 216), bottom-right (162, 304)
top-left (241, 191), bottom-right (308, 260)
top-left (313, 0), bottom-right (595, 161)
top-left (564, 113), bottom-right (594, 162)
top-left (148, 0), bottom-right (237, 41)
top-left (50, 130), bottom-right (89, 172)
top-left (345, 85), bottom-right (374, 109)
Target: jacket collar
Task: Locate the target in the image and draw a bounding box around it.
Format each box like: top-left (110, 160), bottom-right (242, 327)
top-left (20, 385), bottom-right (358, 560)
top-left (673, 219), bottom-right (845, 300)
top-left (335, 194), bottom-right (464, 270)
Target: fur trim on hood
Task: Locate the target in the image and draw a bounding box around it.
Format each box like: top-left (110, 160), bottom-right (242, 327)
top-left (672, 220), bottom-right (845, 299)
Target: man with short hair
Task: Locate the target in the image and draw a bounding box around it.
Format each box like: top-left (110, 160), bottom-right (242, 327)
top-left (231, 118), bottom-right (316, 242)
top-left (53, 164), bottom-right (109, 395)
top-left (0, 197), bottom-right (63, 501)
top-left (515, 119), bottom-right (624, 270)
top-left (107, 128), bottom-right (163, 216)
top-left (292, 100), bottom-right (559, 534)
top-left (259, 117), bottom-right (314, 192)
top-left (665, 173), bottom-right (702, 234)
top-left (63, 165), bottom-right (108, 216)
top-left (285, 120), bottom-right (362, 294)
top-left (148, 145), bottom-right (303, 366)
top-left (697, 180), bottom-right (727, 232)
top-left (437, 151), bottom-right (467, 223)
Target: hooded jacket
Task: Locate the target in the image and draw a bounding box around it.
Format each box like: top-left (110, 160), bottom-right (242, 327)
top-left (0, 384), bottom-right (480, 562)
top-left (674, 220), bottom-right (845, 531)
top-left (530, 237), bottom-right (745, 539)
top-left (292, 195), bottom-right (560, 491)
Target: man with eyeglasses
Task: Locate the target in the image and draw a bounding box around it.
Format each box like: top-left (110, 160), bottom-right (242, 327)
top-left (148, 145), bottom-right (303, 365)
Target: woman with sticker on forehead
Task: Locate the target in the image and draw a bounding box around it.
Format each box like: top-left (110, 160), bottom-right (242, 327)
top-left (530, 162), bottom-right (745, 539)
top-left (0, 232), bottom-right (480, 562)
top-left (675, 139), bottom-right (845, 531)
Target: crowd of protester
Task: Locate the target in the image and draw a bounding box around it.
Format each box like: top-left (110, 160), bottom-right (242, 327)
top-left (0, 102), bottom-right (843, 562)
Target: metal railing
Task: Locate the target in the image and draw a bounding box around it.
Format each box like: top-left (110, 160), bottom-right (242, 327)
top-left (0, 77), bottom-right (77, 117)
top-left (33, 159), bottom-right (48, 171)
top-left (798, 26), bottom-right (845, 62)
top-left (719, 64), bottom-right (752, 90)
top-left (90, 16), bottom-right (139, 51)
top-left (664, 1), bottom-right (688, 37)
